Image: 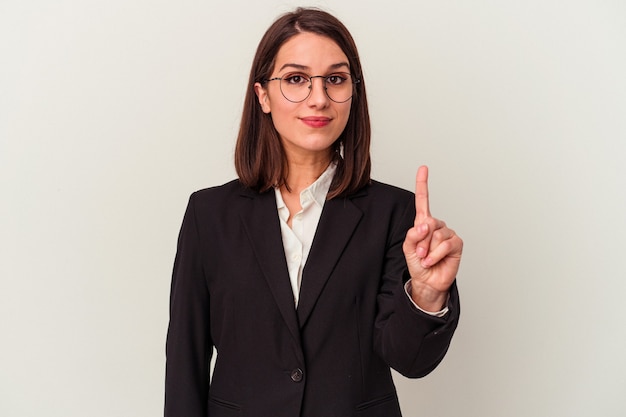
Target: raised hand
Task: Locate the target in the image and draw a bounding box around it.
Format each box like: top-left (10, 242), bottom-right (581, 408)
top-left (402, 166), bottom-right (463, 312)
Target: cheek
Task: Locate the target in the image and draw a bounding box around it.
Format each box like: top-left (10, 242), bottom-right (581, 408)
top-left (266, 87), bottom-right (288, 110)
top-left (337, 103), bottom-right (352, 127)
top-left (268, 106), bottom-right (297, 139)
top-left (268, 103), bottom-right (293, 128)
top-left (267, 93), bottom-right (293, 118)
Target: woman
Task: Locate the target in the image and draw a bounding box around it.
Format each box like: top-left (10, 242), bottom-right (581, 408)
top-left (165, 8), bottom-right (462, 417)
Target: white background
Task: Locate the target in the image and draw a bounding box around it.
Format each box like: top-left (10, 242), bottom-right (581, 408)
top-left (1, 1), bottom-right (625, 416)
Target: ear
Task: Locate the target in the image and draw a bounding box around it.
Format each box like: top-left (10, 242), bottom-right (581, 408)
top-left (254, 82), bottom-right (271, 114)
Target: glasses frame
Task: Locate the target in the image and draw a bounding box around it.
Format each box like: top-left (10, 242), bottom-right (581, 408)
top-left (263, 72), bottom-right (361, 103)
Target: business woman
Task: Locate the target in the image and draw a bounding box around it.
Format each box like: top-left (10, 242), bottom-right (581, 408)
top-left (165, 8), bottom-right (462, 417)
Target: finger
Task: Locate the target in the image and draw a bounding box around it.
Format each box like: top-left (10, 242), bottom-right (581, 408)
top-left (429, 222), bottom-right (451, 249)
top-left (403, 223), bottom-right (430, 252)
top-left (403, 223), bottom-right (431, 264)
top-left (414, 217), bottom-right (444, 258)
top-left (415, 165), bottom-right (431, 224)
top-left (421, 234), bottom-right (463, 268)
top-left (414, 223), bottom-right (430, 259)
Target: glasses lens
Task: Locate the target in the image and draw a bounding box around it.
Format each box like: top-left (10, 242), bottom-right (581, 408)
top-left (325, 73), bottom-right (354, 103)
top-left (279, 73), bottom-right (354, 103)
top-left (280, 74), bottom-right (310, 102)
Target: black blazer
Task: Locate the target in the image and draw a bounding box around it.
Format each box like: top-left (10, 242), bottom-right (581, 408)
top-left (165, 179), bottom-right (459, 417)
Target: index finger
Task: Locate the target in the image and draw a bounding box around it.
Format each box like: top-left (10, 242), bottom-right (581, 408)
top-left (415, 165), bottom-right (431, 223)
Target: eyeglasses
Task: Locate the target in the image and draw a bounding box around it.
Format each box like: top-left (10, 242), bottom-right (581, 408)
top-left (264, 72), bottom-right (360, 103)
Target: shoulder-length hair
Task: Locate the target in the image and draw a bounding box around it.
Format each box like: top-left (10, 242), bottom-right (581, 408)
top-left (234, 8), bottom-right (371, 199)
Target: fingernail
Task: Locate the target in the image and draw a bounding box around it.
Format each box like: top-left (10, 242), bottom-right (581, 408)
top-left (421, 257), bottom-right (431, 267)
top-left (419, 224), bottom-right (428, 233)
top-left (417, 247), bottom-right (426, 258)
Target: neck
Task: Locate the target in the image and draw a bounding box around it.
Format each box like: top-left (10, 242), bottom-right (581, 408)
top-left (282, 153), bottom-right (332, 195)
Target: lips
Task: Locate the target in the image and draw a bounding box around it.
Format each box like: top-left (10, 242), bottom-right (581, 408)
top-left (300, 116), bottom-right (331, 128)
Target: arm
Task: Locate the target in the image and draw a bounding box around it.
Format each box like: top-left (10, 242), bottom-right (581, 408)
top-left (374, 167), bottom-right (462, 377)
top-left (165, 193), bottom-right (213, 416)
top-left (404, 166), bottom-right (463, 311)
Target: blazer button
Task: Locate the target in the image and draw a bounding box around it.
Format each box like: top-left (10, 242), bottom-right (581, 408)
top-left (290, 368), bottom-right (304, 382)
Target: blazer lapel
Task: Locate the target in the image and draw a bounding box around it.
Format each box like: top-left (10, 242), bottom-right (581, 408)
top-left (296, 192), bottom-right (365, 328)
top-left (238, 189), bottom-right (302, 349)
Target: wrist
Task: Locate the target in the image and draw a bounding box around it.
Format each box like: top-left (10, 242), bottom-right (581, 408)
top-left (408, 279), bottom-right (448, 312)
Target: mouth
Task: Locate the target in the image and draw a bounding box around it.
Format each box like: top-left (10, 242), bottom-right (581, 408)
top-left (300, 116), bottom-right (332, 128)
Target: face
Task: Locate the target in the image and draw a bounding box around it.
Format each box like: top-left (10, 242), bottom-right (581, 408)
top-left (254, 32), bottom-right (352, 162)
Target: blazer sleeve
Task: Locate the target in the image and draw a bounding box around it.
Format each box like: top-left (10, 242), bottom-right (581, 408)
top-left (373, 195), bottom-right (460, 378)
top-left (165, 193), bottom-right (213, 416)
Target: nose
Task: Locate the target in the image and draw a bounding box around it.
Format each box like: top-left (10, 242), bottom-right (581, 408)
top-left (306, 76), bottom-right (329, 107)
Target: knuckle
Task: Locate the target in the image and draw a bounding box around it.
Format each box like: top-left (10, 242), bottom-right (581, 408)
top-left (440, 240), bottom-right (452, 253)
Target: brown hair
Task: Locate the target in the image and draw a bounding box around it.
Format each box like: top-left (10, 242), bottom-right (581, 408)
top-left (234, 7), bottom-right (371, 199)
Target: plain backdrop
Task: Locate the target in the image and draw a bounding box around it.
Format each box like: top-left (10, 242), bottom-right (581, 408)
top-left (1, 1), bottom-right (625, 416)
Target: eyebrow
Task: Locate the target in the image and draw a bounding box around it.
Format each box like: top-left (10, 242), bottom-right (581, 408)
top-left (278, 62), bottom-right (350, 72)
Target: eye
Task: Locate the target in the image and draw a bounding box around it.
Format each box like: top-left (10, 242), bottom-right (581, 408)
top-left (326, 73), bottom-right (349, 86)
top-left (283, 73), bottom-right (309, 85)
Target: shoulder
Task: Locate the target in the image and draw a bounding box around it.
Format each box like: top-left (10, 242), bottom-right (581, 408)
top-left (345, 180), bottom-right (415, 238)
top-left (345, 180), bottom-right (415, 220)
top-left (187, 179), bottom-right (253, 211)
top-left (361, 179), bottom-right (414, 203)
top-left (192, 179), bottom-right (245, 198)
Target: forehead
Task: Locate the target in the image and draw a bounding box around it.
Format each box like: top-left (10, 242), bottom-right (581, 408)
top-left (274, 32), bottom-right (349, 72)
